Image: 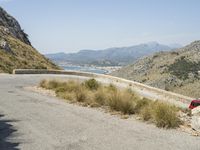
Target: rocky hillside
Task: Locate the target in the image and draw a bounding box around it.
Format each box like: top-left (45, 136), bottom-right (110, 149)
top-left (112, 41), bottom-right (200, 98)
top-left (46, 42), bottom-right (175, 66)
top-left (0, 7), bottom-right (59, 73)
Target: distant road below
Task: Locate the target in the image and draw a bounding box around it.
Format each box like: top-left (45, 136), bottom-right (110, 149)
top-left (0, 74), bottom-right (199, 150)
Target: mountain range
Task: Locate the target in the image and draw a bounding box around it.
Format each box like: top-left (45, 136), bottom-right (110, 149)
top-left (0, 7), bottom-right (59, 73)
top-left (46, 42), bottom-right (180, 66)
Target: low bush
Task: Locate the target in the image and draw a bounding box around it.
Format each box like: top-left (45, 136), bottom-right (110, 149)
top-left (135, 98), bottom-right (151, 114)
top-left (75, 86), bottom-right (88, 102)
top-left (108, 90), bottom-right (136, 114)
top-left (55, 80), bottom-right (79, 93)
top-left (140, 105), bottom-right (152, 121)
top-left (44, 80), bottom-right (61, 90)
top-left (83, 78), bottom-right (100, 90)
top-left (139, 101), bottom-right (181, 128)
top-left (152, 102), bottom-right (181, 128)
top-left (56, 91), bottom-right (75, 101)
top-left (94, 88), bottom-right (107, 105)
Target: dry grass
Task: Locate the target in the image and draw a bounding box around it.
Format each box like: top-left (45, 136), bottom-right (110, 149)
top-left (153, 102), bottom-right (181, 128)
top-left (134, 98), bottom-right (151, 114)
top-left (75, 86), bottom-right (88, 102)
top-left (40, 78), bottom-right (181, 128)
top-left (94, 88), bottom-right (107, 105)
top-left (140, 105), bottom-right (153, 121)
top-left (0, 35), bottom-right (59, 73)
top-left (108, 90), bottom-right (136, 114)
top-left (140, 101), bottom-right (181, 128)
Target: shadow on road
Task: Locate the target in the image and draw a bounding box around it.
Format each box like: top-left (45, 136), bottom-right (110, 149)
top-left (0, 114), bottom-right (19, 150)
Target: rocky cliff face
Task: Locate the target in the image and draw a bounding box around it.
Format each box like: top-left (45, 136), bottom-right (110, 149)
top-left (111, 41), bottom-right (200, 98)
top-left (0, 7), bottom-right (59, 73)
top-left (0, 7), bottom-right (30, 45)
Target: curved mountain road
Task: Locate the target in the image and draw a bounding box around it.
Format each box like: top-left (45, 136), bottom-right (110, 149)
top-left (0, 74), bottom-right (199, 150)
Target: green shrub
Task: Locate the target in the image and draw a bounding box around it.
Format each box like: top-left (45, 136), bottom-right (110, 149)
top-left (84, 79), bottom-right (100, 90)
top-left (168, 58), bottom-right (200, 80)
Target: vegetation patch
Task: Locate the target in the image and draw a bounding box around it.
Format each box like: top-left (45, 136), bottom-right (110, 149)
top-left (152, 102), bottom-right (181, 128)
top-left (0, 36), bottom-right (59, 73)
top-left (168, 58), bottom-right (200, 80)
top-left (83, 78), bottom-right (100, 90)
top-left (40, 79), bottom-right (182, 129)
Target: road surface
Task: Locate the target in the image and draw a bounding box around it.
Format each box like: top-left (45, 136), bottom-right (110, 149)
top-left (0, 74), bottom-right (199, 150)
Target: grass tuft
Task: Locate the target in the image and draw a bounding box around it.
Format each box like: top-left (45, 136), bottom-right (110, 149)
top-left (94, 88), bottom-right (107, 105)
top-left (140, 105), bottom-right (152, 121)
top-left (153, 102), bottom-right (181, 128)
top-left (75, 86), bottom-right (88, 102)
top-left (135, 98), bottom-right (151, 114)
top-left (108, 89), bottom-right (136, 114)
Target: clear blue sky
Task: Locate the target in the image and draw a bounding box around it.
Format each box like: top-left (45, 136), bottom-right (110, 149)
top-left (1, 0), bottom-right (200, 54)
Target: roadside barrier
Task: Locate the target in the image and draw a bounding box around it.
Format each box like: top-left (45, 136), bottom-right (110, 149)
top-left (13, 69), bottom-right (193, 107)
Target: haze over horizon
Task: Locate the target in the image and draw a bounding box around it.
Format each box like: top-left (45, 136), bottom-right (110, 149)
top-left (1, 0), bottom-right (200, 54)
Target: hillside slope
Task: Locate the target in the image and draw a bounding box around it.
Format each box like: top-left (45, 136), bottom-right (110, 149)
top-left (46, 42), bottom-right (175, 66)
top-left (0, 7), bottom-right (59, 73)
top-left (112, 41), bottom-right (200, 98)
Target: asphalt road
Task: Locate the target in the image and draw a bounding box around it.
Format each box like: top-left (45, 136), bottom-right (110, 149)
top-left (0, 74), bottom-right (200, 150)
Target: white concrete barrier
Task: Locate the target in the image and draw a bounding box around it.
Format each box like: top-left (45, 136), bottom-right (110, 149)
top-left (13, 69), bottom-right (193, 108)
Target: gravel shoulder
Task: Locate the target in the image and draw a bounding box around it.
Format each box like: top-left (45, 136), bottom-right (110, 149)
top-left (0, 74), bottom-right (200, 150)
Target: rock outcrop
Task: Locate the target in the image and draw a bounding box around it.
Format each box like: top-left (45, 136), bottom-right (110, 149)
top-left (0, 7), bottom-right (30, 45)
top-left (191, 107), bottom-right (200, 132)
top-left (0, 39), bottom-right (12, 53)
top-left (0, 7), bottom-right (59, 73)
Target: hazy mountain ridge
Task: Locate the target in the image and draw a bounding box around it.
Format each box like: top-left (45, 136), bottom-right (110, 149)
top-left (46, 42), bottom-right (177, 66)
top-left (111, 41), bottom-right (200, 98)
top-left (0, 7), bottom-right (59, 73)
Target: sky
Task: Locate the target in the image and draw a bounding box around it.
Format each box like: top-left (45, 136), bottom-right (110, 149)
top-left (1, 0), bottom-right (200, 54)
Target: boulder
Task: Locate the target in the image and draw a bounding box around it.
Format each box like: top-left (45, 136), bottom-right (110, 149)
top-left (0, 39), bottom-right (12, 53)
top-left (191, 106), bottom-right (200, 131)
